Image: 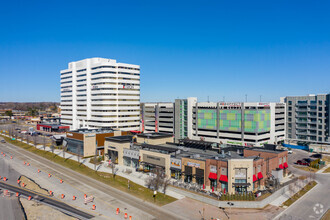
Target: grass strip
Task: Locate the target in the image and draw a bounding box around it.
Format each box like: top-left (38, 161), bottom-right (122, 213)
top-left (323, 166), bottom-right (330, 173)
top-left (1, 134), bottom-right (177, 206)
top-left (282, 181), bottom-right (317, 207)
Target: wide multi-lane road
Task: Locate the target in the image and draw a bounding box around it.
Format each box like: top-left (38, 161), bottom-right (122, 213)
top-left (0, 138), bottom-right (184, 220)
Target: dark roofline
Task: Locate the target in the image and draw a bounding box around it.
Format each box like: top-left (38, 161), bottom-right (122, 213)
top-left (105, 135), bottom-right (133, 143)
top-left (141, 143), bottom-right (177, 153)
top-left (137, 132), bottom-right (173, 139)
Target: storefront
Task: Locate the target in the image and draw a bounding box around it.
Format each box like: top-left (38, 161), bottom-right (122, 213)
top-left (234, 168), bottom-right (248, 194)
top-left (123, 148), bottom-right (140, 169)
top-left (170, 158), bottom-right (182, 180)
top-left (108, 147), bottom-right (119, 164)
top-left (227, 158), bottom-right (254, 194)
top-left (208, 165), bottom-right (217, 190)
top-left (139, 150), bottom-right (171, 177)
top-left (181, 158), bottom-right (205, 185)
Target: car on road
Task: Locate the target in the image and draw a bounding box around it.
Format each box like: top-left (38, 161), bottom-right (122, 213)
top-left (296, 160), bottom-right (310, 166)
top-left (287, 150), bottom-right (293, 154)
top-left (0, 140), bottom-right (5, 143)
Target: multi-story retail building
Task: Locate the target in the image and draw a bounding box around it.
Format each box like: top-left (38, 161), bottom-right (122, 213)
top-left (283, 94), bottom-right (330, 144)
top-left (60, 58), bottom-right (140, 131)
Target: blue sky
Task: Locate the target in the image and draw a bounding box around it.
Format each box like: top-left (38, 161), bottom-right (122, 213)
top-left (0, 0), bottom-right (329, 103)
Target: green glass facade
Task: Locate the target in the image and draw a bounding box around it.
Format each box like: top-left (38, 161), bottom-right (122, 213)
top-left (244, 110), bottom-right (270, 132)
top-left (197, 109), bottom-right (270, 132)
top-left (219, 110), bottom-right (242, 131)
top-left (197, 109), bottom-right (217, 130)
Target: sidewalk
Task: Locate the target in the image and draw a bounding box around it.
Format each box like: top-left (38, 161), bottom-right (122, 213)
top-left (316, 164), bottom-right (330, 174)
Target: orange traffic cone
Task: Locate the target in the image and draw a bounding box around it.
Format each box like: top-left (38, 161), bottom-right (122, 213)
top-left (10, 156), bottom-right (13, 159)
top-left (3, 154), bottom-right (5, 157)
top-left (84, 194), bottom-right (87, 199)
top-left (23, 161), bottom-right (26, 165)
top-left (124, 213), bottom-right (128, 219)
top-left (116, 208), bottom-right (120, 215)
top-left (16, 192), bottom-right (19, 197)
top-left (17, 179), bottom-right (20, 184)
top-left (48, 174), bottom-right (51, 178)
top-left (129, 216), bottom-right (132, 220)
top-left (1, 152), bottom-right (3, 154)
top-left (61, 194), bottom-right (65, 199)
top-left (22, 183), bottom-right (25, 187)
top-left (72, 196), bottom-right (76, 200)
top-left (49, 191), bottom-right (53, 196)
top-left (92, 205), bottom-right (96, 210)
top-left (37, 169), bottom-right (40, 173)
top-left (28, 196), bottom-right (32, 200)
top-left (27, 163), bottom-right (30, 166)
top-left (3, 177), bottom-right (7, 181)
top-left (60, 179), bottom-right (63, 184)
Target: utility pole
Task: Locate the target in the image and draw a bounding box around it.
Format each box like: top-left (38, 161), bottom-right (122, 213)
top-left (260, 95), bottom-right (262, 102)
top-left (245, 94), bottom-right (248, 102)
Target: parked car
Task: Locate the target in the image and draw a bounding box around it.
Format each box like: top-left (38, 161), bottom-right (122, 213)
top-left (303, 158), bottom-right (313, 163)
top-left (296, 160), bottom-right (309, 166)
top-left (0, 140), bottom-right (5, 143)
top-left (288, 150), bottom-right (293, 154)
top-left (310, 154), bottom-right (322, 159)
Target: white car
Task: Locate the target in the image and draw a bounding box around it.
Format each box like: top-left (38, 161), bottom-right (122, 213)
top-left (288, 150), bottom-right (293, 154)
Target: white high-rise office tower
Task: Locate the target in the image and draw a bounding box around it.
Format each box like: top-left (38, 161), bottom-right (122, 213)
top-left (60, 58), bottom-right (140, 131)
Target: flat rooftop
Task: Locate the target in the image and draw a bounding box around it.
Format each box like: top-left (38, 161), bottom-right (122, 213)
top-left (69, 128), bottom-right (115, 134)
top-left (137, 132), bottom-right (173, 139)
top-left (245, 147), bottom-right (286, 154)
top-left (106, 135), bottom-right (133, 143)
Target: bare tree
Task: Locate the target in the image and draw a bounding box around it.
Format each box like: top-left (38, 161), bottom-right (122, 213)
top-left (33, 135), bottom-right (38, 147)
top-left (77, 146), bottom-right (81, 163)
top-left (62, 144), bottom-right (66, 158)
top-left (110, 163), bottom-right (119, 180)
top-left (144, 168), bottom-right (167, 192)
top-left (26, 134), bottom-right (30, 145)
top-left (42, 135), bottom-right (47, 151)
top-left (163, 177), bottom-right (171, 195)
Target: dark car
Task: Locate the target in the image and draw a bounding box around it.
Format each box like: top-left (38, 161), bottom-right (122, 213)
top-left (310, 154), bottom-right (322, 159)
top-left (296, 160), bottom-right (309, 166)
top-left (303, 158), bottom-right (313, 163)
top-left (0, 140), bottom-right (5, 143)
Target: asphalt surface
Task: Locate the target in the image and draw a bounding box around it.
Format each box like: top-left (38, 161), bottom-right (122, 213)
top-left (0, 152), bottom-right (25, 220)
top-left (0, 181), bottom-right (94, 219)
top-left (0, 138), bottom-right (184, 220)
top-left (275, 149), bottom-right (330, 220)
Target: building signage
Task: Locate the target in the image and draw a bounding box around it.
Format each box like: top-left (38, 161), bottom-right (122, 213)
top-left (235, 168), bottom-right (247, 179)
top-left (142, 154), bottom-right (165, 167)
top-left (187, 162), bottom-right (200, 168)
top-left (123, 149), bottom-right (139, 160)
top-left (210, 165), bottom-right (217, 173)
top-left (170, 158), bottom-right (181, 169)
top-left (123, 84), bottom-right (135, 89)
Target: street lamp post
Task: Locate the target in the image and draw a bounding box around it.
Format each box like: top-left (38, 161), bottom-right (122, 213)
top-left (227, 202), bottom-right (234, 218)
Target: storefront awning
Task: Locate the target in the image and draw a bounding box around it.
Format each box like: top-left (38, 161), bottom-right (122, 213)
top-left (219, 175), bottom-right (228, 182)
top-left (208, 172), bottom-right (217, 180)
top-left (283, 162), bottom-right (288, 168)
top-left (253, 175), bottom-right (257, 182)
top-left (257, 172), bottom-right (263, 180)
top-left (279, 164), bottom-right (284, 169)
